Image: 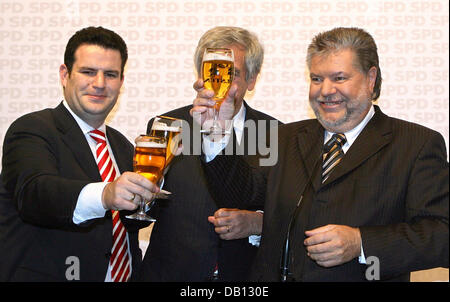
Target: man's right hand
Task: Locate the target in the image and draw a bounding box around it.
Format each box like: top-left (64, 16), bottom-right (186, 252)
top-left (190, 79), bottom-right (237, 131)
top-left (101, 171), bottom-right (159, 211)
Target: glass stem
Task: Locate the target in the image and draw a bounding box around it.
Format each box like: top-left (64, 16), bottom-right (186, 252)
top-left (213, 105), bottom-right (219, 127)
top-left (139, 199), bottom-right (146, 214)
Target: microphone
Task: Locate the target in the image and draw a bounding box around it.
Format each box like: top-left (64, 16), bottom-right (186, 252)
top-left (280, 195), bottom-right (304, 282)
top-left (280, 153), bottom-right (322, 282)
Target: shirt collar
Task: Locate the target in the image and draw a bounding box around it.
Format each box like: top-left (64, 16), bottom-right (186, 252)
top-left (324, 104), bottom-right (375, 153)
top-left (232, 102), bottom-right (246, 144)
top-left (233, 102), bottom-right (246, 131)
top-left (63, 100), bottom-right (107, 135)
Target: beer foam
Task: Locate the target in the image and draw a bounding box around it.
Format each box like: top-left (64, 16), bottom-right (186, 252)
top-left (136, 141), bottom-right (167, 148)
top-left (203, 52), bottom-right (233, 62)
top-left (152, 124), bottom-right (181, 132)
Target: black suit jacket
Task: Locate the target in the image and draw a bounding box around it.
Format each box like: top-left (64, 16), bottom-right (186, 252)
top-left (138, 102), bottom-right (280, 281)
top-left (0, 103), bottom-right (144, 281)
top-left (204, 106), bottom-right (449, 281)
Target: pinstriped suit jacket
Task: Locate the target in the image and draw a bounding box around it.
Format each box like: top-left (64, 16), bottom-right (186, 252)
top-left (204, 105), bottom-right (449, 281)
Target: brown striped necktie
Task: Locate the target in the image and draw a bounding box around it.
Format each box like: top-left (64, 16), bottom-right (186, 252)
top-left (89, 129), bottom-right (131, 282)
top-left (322, 133), bottom-right (347, 183)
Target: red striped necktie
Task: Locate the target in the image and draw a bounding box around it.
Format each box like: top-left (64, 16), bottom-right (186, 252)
top-left (89, 129), bottom-right (131, 282)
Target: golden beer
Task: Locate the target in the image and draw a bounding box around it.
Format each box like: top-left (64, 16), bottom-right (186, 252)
top-left (202, 49), bottom-right (234, 105)
top-left (133, 137), bottom-right (166, 184)
top-left (200, 48), bottom-right (234, 135)
top-left (149, 116), bottom-right (182, 167)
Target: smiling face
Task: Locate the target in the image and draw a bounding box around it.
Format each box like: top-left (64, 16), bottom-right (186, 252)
top-left (60, 44), bottom-right (124, 128)
top-left (308, 49), bottom-right (377, 133)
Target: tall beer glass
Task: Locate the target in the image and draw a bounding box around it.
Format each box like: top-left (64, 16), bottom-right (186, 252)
top-left (126, 135), bottom-right (166, 221)
top-left (150, 116), bottom-right (182, 168)
top-left (200, 48), bottom-right (234, 135)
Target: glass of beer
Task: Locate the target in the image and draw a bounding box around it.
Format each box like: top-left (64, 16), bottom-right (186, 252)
top-left (149, 116), bottom-right (182, 168)
top-left (126, 135), bottom-right (166, 222)
top-left (200, 48), bottom-right (234, 135)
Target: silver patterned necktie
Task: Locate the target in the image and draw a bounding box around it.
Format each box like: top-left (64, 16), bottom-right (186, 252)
top-left (322, 133), bottom-right (347, 183)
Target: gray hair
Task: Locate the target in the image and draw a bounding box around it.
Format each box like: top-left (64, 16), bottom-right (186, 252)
top-left (306, 27), bottom-right (382, 100)
top-left (194, 26), bottom-right (264, 82)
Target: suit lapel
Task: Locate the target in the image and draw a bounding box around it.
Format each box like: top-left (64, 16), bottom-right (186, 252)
top-left (296, 121), bottom-right (324, 192)
top-left (53, 102), bottom-right (101, 181)
top-left (322, 106), bottom-right (393, 186)
top-left (243, 101), bottom-right (256, 122)
top-left (106, 127), bottom-right (133, 174)
top-left (240, 102), bottom-right (253, 151)
top-left (240, 102), bottom-right (280, 160)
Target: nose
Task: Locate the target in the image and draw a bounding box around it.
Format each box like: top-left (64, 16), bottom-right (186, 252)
top-left (321, 78), bottom-right (336, 97)
top-left (92, 72), bottom-right (105, 88)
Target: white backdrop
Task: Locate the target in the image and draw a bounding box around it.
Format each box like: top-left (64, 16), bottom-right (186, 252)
top-left (0, 0), bottom-right (448, 281)
top-left (0, 0), bottom-right (448, 163)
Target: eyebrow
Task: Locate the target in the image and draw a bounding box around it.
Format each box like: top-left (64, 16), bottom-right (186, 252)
top-left (310, 71), bottom-right (346, 78)
top-left (330, 71), bottom-right (346, 77)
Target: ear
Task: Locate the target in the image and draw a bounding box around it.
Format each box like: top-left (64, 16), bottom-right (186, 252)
top-left (367, 66), bottom-right (377, 92)
top-left (59, 64), bottom-right (69, 88)
top-left (246, 75), bottom-right (258, 91)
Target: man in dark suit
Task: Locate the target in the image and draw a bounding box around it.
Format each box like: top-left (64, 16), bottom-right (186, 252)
top-left (0, 26), bottom-right (157, 281)
top-left (193, 27), bottom-right (449, 281)
top-left (139, 26), bottom-right (280, 281)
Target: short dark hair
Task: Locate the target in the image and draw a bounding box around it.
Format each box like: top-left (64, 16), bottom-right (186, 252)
top-left (64, 26), bottom-right (128, 79)
top-left (307, 27), bottom-right (382, 101)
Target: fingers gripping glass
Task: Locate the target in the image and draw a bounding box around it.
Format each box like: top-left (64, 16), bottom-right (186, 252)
top-left (126, 135), bottom-right (166, 222)
top-left (200, 48), bottom-right (234, 135)
top-left (126, 117), bottom-right (182, 221)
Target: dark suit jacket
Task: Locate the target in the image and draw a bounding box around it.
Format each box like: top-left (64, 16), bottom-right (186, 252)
top-left (204, 106), bottom-right (449, 281)
top-left (0, 103), bottom-right (144, 281)
top-left (138, 102), bottom-right (280, 281)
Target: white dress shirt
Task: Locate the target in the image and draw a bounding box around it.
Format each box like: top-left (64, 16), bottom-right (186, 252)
top-left (203, 103), bottom-right (246, 161)
top-left (63, 101), bottom-right (132, 281)
top-left (323, 105), bottom-right (375, 154)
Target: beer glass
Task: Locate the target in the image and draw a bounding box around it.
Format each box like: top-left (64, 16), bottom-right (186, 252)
top-left (200, 48), bottom-right (234, 135)
top-left (149, 116), bottom-right (182, 168)
top-left (126, 135), bottom-right (166, 221)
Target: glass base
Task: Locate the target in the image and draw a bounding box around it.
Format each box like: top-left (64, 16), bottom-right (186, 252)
top-left (126, 212), bottom-right (156, 222)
